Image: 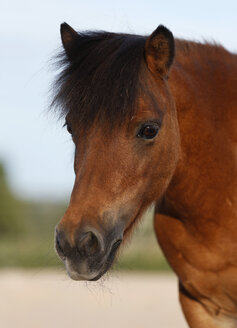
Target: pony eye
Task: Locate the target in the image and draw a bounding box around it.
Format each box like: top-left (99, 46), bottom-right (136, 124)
top-left (137, 123), bottom-right (159, 140)
top-left (67, 124), bottom-right (72, 134)
top-left (64, 122), bottom-right (72, 134)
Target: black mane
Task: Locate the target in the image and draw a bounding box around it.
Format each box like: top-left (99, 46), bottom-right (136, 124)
top-left (52, 31), bottom-right (147, 128)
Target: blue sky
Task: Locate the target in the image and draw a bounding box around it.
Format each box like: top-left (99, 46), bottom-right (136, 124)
top-left (1, 0), bottom-right (237, 201)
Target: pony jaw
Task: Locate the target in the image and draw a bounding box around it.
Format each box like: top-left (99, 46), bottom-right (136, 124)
top-left (65, 259), bottom-right (98, 281)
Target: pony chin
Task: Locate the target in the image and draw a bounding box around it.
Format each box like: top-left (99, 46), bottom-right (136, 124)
top-left (65, 258), bottom-right (98, 281)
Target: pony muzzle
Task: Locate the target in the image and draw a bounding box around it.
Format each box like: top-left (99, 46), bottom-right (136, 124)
top-left (55, 225), bottom-right (123, 281)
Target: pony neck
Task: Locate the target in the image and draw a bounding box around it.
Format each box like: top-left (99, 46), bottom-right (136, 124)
top-left (162, 40), bottom-right (237, 228)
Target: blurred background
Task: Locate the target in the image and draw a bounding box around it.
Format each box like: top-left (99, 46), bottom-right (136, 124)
top-left (0, 0), bottom-right (236, 327)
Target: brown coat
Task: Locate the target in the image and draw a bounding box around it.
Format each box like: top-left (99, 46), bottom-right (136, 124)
top-left (156, 40), bottom-right (237, 327)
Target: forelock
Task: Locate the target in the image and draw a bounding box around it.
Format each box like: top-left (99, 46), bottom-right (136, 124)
top-left (51, 31), bottom-right (147, 128)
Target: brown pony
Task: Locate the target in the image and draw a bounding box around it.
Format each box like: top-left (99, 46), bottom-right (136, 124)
top-left (53, 22), bottom-right (237, 328)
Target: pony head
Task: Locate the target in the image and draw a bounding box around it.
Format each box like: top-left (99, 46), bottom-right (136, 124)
top-left (53, 23), bottom-right (180, 280)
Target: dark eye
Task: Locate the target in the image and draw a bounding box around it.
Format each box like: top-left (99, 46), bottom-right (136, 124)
top-left (67, 124), bottom-right (72, 134)
top-left (64, 122), bottom-right (72, 135)
top-left (137, 123), bottom-right (160, 139)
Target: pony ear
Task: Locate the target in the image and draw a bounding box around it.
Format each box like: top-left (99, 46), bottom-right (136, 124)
top-left (145, 25), bottom-right (175, 78)
top-left (60, 22), bottom-right (79, 60)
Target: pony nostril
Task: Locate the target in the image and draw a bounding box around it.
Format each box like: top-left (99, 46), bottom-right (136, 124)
top-left (77, 231), bottom-right (100, 257)
top-left (55, 232), bottom-right (65, 258)
top-left (111, 239), bottom-right (122, 253)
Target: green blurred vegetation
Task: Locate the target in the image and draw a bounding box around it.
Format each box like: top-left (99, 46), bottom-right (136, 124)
top-left (0, 161), bottom-right (170, 271)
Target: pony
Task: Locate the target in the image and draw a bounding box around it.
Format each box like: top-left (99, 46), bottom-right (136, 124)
top-left (53, 22), bottom-right (237, 328)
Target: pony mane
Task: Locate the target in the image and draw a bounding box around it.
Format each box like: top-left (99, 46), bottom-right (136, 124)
top-left (51, 31), bottom-right (147, 127)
